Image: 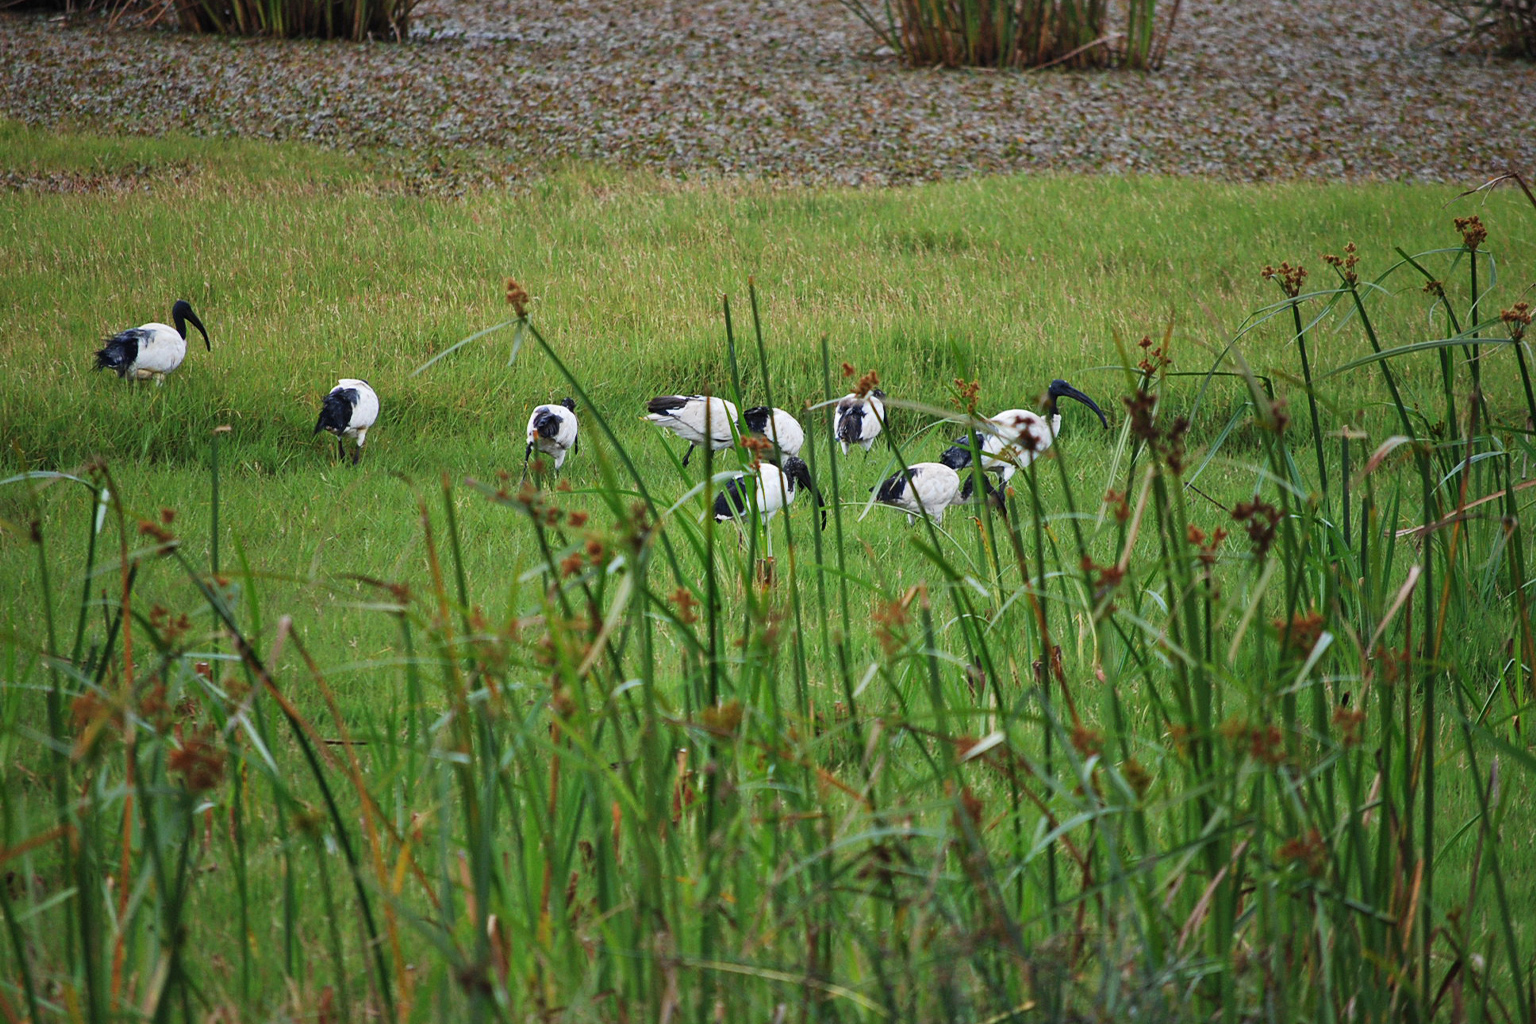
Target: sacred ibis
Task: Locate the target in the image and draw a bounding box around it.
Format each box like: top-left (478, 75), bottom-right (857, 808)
top-left (93, 300), bottom-right (210, 384)
top-left (314, 379), bottom-right (380, 465)
top-left (713, 455), bottom-right (826, 553)
top-left (743, 406), bottom-right (805, 458)
top-left (525, 398), bottom-right (579, 479)
top-left (834, 388), bottom-right (886, 454)
top-left (940, 380), bottom-right (1107, 482)
top-left (645, 395), bottom-right (739, 466)
top-left (874, 462), bottom-right (962, 525)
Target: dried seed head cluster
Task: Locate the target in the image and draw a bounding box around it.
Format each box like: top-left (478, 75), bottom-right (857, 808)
top-left (1218, 717), bottom-right (1286, 766)
top-left (853, 368), bottom-right (881, 399)
top-left (1321, 242), bottom-right (1360, 286)
top-left (1121, 757), bottom-right (1152, 798)
top-left (841, 361), bottom-right (856, 377)
top-left (1273, 609), bottom-right (1326, 657)
top-left (670, 587), bottom-right (699, 625)
top-left (1276, 828), bottom-right (1328, 877)
top-left (1369, 644), bottom-right (1411, 686)
top-left (504, 277), bottom-right (531, 317)
top-left (148, 604), bottom-right (193, 649)
top-left (1136, 334), bottom-right (1172, 377)
top-left (1104, 489), bottom-right (1131, 523)
top-left (951, 377), bottom-right (981, 415)
top-left (1266, 397), bottom-right (1291, 434)
top-left (1121, 392), bottom-right (1189, 474)
top-left (1070, 725), bottom-right (1104, 759)
top-left (1422, 279), bottom-right (1446, 299)
top-left (871, 594), bottom-right (912, 657)
top-left (168, 724), bottom-right (226, 793)
top-left (1261, 261), bottom-right (1308, 298)
top-left (138, 508), bottom-right (178, 549)
top-left (1503, 301), bottom-right (1532, 342)
top-left (740, 434), bottom-right (773, 468)
top-left (1454, 215), bottom-right (1487, 252)
top-left (1332, 706), bottom-right (1367, 747)
top-left (701, 700), bottom-right (743, 737)
top-left (1080, 555), bottom-right (1126, 606)
top-left (1231, 499), bottom-right (1283, 559)
top-left (1186, 525), bottom-right (1228, 593)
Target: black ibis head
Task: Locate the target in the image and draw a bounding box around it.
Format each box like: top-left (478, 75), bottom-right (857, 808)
top-left (782, 456), bottom-right (826, 531)
top-left (1047, 379), bottom-right (1107, 428)
top-left (172, 300), bottom-right (210, 351)
top-left (560, 397), bottom-right (576, 411)
top-left (870, 388), bottom-right (887, 400)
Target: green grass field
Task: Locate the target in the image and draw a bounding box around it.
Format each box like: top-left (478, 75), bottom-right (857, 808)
top-left (3, 121), bottom-right (1535, 1022)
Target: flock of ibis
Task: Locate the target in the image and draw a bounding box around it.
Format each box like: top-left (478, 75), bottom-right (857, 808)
top-left (93, 300), bottom-right (1110, 534)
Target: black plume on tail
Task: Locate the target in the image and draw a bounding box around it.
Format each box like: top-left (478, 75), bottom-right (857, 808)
top-left (836, 404), bottom-right (864, 445)
top-left (533, 409), bottom-right (562, 440)
top-left (315, 389), bottom-right (356, 436)
top-left (94, 331), bottom-right (141, 378)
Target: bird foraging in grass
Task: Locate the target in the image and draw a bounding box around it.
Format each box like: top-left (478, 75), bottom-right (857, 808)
top-left (713, 455), bottom-right (826, 554)
top-left (743, 405), bottom-right (805, 458)
top-left (94, 300), bottom-right (209, 385)
top-left (874, 462), bottom-right (962, 525)
top-left (314, 379), bottom-right (379, 465)
top-left (834, 388), bottom-right (886, 454)
top-left (940, 380), bottom-right (1108, 483)
top-left (645, 394), bottom-right (739, 467)
top-left (524, 397), bottom-right (579, 481)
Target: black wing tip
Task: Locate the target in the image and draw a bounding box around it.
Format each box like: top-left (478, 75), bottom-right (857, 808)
top-left (647, 395), bottom-right (688, 415)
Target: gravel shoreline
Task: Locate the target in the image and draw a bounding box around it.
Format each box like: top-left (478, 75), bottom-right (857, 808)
top-left (1, 0), bottom-right (1533, 187)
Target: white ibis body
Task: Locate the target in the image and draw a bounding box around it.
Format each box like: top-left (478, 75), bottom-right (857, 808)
top-left (645, 395), bottom-right (739, 467)
top-left (94, 300), bottom-right (209, 384)
top-left (834, 388), bottom-right (886, 454)
top-left (875, 462), bottom-right (962, 525)
top-left (940, 380), bottom-right (1107, 482)
top-left (314, 379), bottom-right (380, 465)
top-left (713, 455), bottom-right (826, 553)
top-left (525, 397), bottom-right (579, 474)
top-left (743, 406), bottom-right (805, 458)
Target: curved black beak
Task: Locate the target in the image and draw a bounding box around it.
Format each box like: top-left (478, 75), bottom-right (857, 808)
top-left (1050, 380), bottom-right (1107, 428)
top-left (789, 460), bottom-right (826, 531)
top-left (173, 301), bottom-right (211, 351)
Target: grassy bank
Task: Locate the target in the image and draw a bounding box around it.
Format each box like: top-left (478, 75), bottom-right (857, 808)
top-left (2, 124), bottom-right (1535, 1021)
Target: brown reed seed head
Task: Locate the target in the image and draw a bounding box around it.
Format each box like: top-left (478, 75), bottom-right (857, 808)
top-left (1123, 391), bottom-right (1159, 442)
top-left (1455, 215), bottom-right (1487, 252)
top-left (670, 587), bottom-right (699, 625)
top-left (1422, 279), bottom-right (1445, 298)
top-left (1321, 243), bottom-right (1359, 286)
top-left (1503, 302), bottom-right (1532, 342)
top-left (1080, 555), bottom-right (1125, 603)
top-left (1135, 335), bottom-right (1172, 376)
top-left (853, 369), bottom-right (880, 399)
top-left (1104, 489), bottom-right (1131, 523)
top-left (168, 725), bottom-right (226, 793)
top-left (952, 377), bottom-right (980, 414)
top-left (1261, 261), bottom-right (1308, 298)
top-left (841, 361), bottom-right (855, 378)
top-left (1070, 725), bottom-right (1104, 759)
top-left (1231, 499), bottom-right (1283, 559)
top-left (1272, 609), bottom-right (1325, 657)
top-left (504, 277), bottom-right (531, 317)
top-left (1332, 706), bottom-right (1367, 747)
top-left (1121, 757), bottom-right (1152, 798)
top-left (1276, 828), bottom-right (1327, 877)
top-left (701, 700), bottom-right (744, 737)
top-left (871, 595), bottom-right (911, 656)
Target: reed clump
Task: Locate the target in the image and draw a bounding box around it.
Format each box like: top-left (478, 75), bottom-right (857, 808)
top-left (840, 0), bottom-right (1177, 70)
